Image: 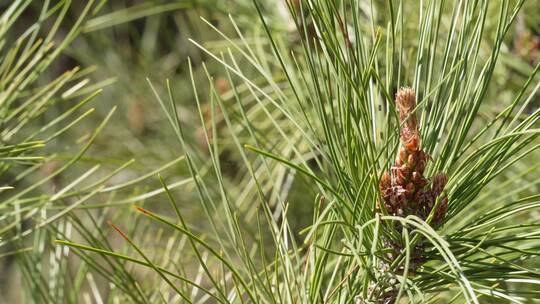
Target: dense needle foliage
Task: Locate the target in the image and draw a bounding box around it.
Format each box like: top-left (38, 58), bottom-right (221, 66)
top-left (1, 0), bottom-right (539, 303)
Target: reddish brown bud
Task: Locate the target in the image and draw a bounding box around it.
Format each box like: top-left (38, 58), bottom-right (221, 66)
top-left (380, 172), bottom-right (391, 191)
top-left (403, 166), bottom-right (412, 178)
top-left (434, 197), bottom-right (448, 225)
top-left (432, 173), bottom-right (448, 195)
top-left (417, 177), bottom-right (428, 188)
top-left (405, 182), bottom-right (415, 198)
top-left (411, 171), bottom-right (421, 183)
top-left (389, 195), bottom-right (398, 207)
top-left (407, 153), bottom-right (416, 166)
top-left (404, 134), bottom-right (419, 152)
top-left (397, 88), bottom-right (419, 149)
top-left (399, 147), bottom-right (408, 161)
top-left (379, 86), bottom-right (448, 232)
top-left (396, 169), bottom-right (407, 185)
top-left (396, 88), bottom-right (416, 119)
top-left (416, 157), bottom-right (426, 174)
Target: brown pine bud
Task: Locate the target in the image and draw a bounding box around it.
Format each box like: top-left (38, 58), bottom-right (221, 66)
top-left (411, 171), bottom-right (421, 183)
top-left (380, 172), bottom-right (391, 191)
top-left (427, 197), bottom-right (434, 208)
top-left (405, 182), bottom-right (415, 198)
top-left (403, 165), bottom-right (412, 178)
top-left (396, 169), bottom-right (407, 185)
top-left (434, 197), bottom-right (448, 225)
top-left (399, 147), bottom-right (408, 161)
top-left (407, 153), bottom-right (416, 166)
top-left (404, 133), bottom-right (419, 152)
top-left (416, 155), bottom-right (426, 174)
top-left (396, 88), bottom-right (419, 146)
top-left (379, 86), bottom-right (449, 231)
top-left (432, 173), bottom-right (448, 195)
top-left (417, 177), bottom-right (428, 188)
top-left (396, 88), bottom-right (417, 121)
top-left (389, 196), bottom-right (398, 208)
top-left (396, 190), bottom-right (406, 205)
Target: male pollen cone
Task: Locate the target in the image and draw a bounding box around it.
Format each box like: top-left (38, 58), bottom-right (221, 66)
top-left (379, 88), bottom-right (448, 228)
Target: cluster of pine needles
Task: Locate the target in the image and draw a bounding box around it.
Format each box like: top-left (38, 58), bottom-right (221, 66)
top-left (1, 0), bottom-right (540, 303)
